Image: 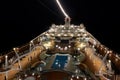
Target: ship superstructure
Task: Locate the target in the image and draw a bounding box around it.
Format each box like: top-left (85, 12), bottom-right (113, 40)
top-left (0, 0), bottom-right (120, 80)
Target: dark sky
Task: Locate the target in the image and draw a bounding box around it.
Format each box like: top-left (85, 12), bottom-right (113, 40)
top-left (0, 0), bottom-right (120, 54)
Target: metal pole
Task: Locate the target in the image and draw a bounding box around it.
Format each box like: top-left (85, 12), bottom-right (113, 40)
top-left (29, 42), bottom-right (32, 52)
top-left (5, 71), bottom-right (8, 80)
top-left (99, 52), bottom-right (109, 74)
top-left (13, 48), bottom-right (22, 70)
top-left (5, 55), bottom-right (8, 69)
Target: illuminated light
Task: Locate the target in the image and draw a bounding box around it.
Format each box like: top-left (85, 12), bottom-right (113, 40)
top-left (49, 29), bottom-right (54, 32)
top-left (48, 30), bottom-right (51, 32)
top-left (37, 75), bottom-right (40, 78)
top-left (74, 56), bottom-right (76, 58)
top-left (56, 45), bottom-right (58, 47)
top-left (115, 58), bottom-right (118, 62)
top-left (40, 67), bottom-right (42, 71)
top-left (32, 73), bottom-right (35, 76)
top-left (58, 46), bottom-right (61, 49)
top-left (104, 47), bottom-right (107, 51)
top-left (13, 47), bottom-right (19, 52)
top-left (109, 53), bottom-right (112, 57)
top-left (51, 28), bottom-right (55, 32)
top-left (5, 55), bottom-right (8, 58)
top-left (64, 46), bottom-right (68, 50)
top-left (76, 76), bottom-right (79, 79)
top-left (55, 62), bottom-right (58, 65)
top-left (45, 33), bottom-right (49, 36)
top-left (108, 60), bottom-right (111, 63)
top-left (56, 25), bottom-right (59, 27)
top-left (115, 54), bottom-right (120, 59)
top-left (77, 48), bottom-right (80, 50)
top-left (84, 77), bottom-right (87, 80)
top-left (70, 34), bottom-right (74, 37)
top-left (83, 33), bottom-right (87, 37)
top-left (74, 26), bottom-right (77, 28)
top-left (56, 0), bottom-right (69, 18)
top-left (77, 34), bottom-right (81, 36)
top-left (75, 69), bottom-right (79, 73)
top-left (30, 40), bottom-right (33, 43)
top-left (100, 46), bottom-right (102, 49)
top-left (70, 25), bottom-right (74, 28)
top-left (109, 50), bottom-right (112, 53)
top-left (57, 34), bottom-right (61, 36)
top-left (70, 78), bottom-right (73, 80)
top-left (100, 45), bottom-right (103, 49)
top-left (107, 51), bottom-right (110, 54)
top-left (80, 24), bottom-right (85, 28)
top-left (104, 50), bottom-right (107, 53)
top-left (25, 74), bottom-right (27, 77)
top-left (79, 43), bottom-right (86, 49)
top-left (61, 25), bottom-right (64, 28)
top-left (58, 64), bottom-right (61, 67)
top-left (60, 47), bottom-right (63, 50)
top-left (13, 48), bottom-right (16, 51)
top-left (68, 45), bottom-right (71, 48)
top-left (79, 29), bottom-right (85, 33)
top-left (51, 34), bottom-right (54, 36)
top-left (72, 75), bottom-right (74, 78)
top-left (64, 34), bottom-right (67, 36)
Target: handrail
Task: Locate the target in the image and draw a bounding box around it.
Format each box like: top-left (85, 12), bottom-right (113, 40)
top-left (0, 45), bottom-right (42, 73)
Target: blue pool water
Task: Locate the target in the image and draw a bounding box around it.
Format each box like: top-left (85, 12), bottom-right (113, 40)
top-left (51, 55), bottom-right (68, 69)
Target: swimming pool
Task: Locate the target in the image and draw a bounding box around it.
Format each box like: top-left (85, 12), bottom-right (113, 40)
top-left (51, 55), bottom-right (68, 69)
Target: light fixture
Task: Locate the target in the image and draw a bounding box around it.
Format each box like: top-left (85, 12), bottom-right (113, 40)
top-left (13, 47), bottom-right (16, 51)
top-left (32, 73), bottom-right (35, 76)
top-left (115, 58), bottom-right (118, 62)
top-left (37, 75), bottom-right (40, 78)
top-left (30, 40), bottom-right (33, 43)
top-left (77, 75), bottom-right (79, 79)
top-left (56, 45), bottom-right (58, 47)
top-left (68, 45), bottom-right (71, 48)
top-left (77, 48), bottom-right (80, 51)
top-left (5, 55), bottom-right (8, 58)
top-left (24, 74), bottom-right (27, 77)
top-left (70, 78), bottom-right (73, 80)
top-left (64, 46), bottom-right (68, 50)
top-left (108, 60), bottom-right (111, 63)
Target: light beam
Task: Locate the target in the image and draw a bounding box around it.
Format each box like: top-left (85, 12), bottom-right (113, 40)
top-left (56, 0), bottom-right (69, 18)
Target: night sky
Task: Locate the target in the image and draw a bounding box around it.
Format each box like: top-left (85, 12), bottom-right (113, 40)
top-left (0, 0), bottom-right (120, 54)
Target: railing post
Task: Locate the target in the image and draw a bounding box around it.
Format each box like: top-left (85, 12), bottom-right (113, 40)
top-left (5, 55), bottom-right (8, 69)
top-left (13, 48), bottom-right (22, 70)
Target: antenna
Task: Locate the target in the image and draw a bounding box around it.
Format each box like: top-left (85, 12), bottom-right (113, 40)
top-left (56, 0), bottom-right (70, 18)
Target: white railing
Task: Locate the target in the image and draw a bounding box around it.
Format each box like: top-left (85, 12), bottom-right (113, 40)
top-left (0, 45), bottom-right (43, 74)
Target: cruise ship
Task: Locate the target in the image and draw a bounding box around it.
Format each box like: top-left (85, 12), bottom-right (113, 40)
top-left (0, 0), bottom-right (120, 80)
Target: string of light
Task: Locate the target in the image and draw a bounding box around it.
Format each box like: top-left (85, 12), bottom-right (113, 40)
top-left (56, 0), bottom-right (69, 18)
